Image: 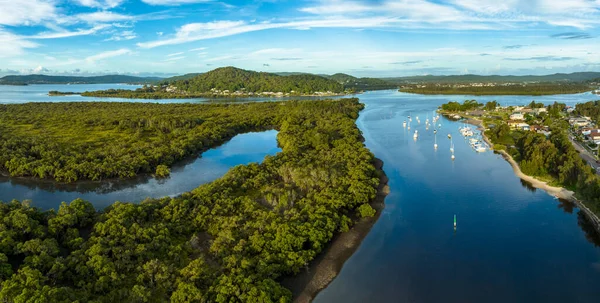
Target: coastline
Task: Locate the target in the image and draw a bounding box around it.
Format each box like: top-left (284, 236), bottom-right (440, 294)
top-left (462, 117), bottom-right (600, 234)
top-left (281, 157), bottom-right (390, 303)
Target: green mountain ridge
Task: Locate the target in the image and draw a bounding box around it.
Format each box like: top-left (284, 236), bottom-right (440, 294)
top-left (384, 72), bottom-right (600, 84)
top-left (162, 66), bottom-right (344, 93)
top-left (0, 74), bottom-right (162, 85)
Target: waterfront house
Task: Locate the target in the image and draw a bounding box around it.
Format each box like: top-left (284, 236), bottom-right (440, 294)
top-left (589, 130), bottom-right (600, 143)
top-left (510, 112), bottom-right (525, 120)
top-left (533, 107), bottom-right (547, 115)
top-left (507, 120), bottom-right (529, 130)
top-left (570, 118), bottom-right (591, 127)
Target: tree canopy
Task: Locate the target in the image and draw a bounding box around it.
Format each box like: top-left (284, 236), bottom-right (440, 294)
top-left (0, 98), bottom-right (383, 302)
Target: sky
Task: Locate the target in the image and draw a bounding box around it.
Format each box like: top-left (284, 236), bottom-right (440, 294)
top-left (0, 0), bottom-right (599, 77)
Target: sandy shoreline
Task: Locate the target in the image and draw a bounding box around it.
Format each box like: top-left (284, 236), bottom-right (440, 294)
top-left (281, 158), bottom-right (390, 303)
top-left (462, 117), bottom-right (600, 234)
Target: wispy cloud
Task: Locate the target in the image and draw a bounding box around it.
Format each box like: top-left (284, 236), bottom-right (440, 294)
top-left (104, 30), bottom-right (137, 41)
top-left (167, 52), bottom-right (185, 57)
top-left (270, 57), bottom-right (302, 61)
top-left (74, 11), bottom-right (133, 23)
top-left (390, 60), bottom-right (423, 65)
top-left (27, 25), bottom-right (110, 39)
top-left (504, 56), bottom-right (575, 62)
top-left (189, 47), bottom-right (207, 51)
top-left (550, 32), bottom-right (594, 39)
top-left (163, 56), bottom-right (186, 62)
top-left (0, 0), bottom-right (57, 26)
top-left (86, 48), bottom-right (131, 62)
top-left (73, 0), bottom-right (126, 9)
top-left (138, 17), bottom-right (402, 48)
top-left (503, 45), bottom-right (524, 49)
top-left (141, 0), bottom-right (213, 5)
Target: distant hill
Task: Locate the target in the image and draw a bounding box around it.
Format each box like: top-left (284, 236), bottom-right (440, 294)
top-left (328, 73), bottom-right (397, 90)
top-left (384, 72), bottom-right (600, 84)
top-left (171, 66), bottom-right (343, 93)
top-left (159, 73), bottom-right (202, 83)
top-left (0, 74), bottom-right (163, 85)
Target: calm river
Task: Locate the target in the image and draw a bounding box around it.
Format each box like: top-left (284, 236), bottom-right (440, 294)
top-left (1, 86), bottom-right (600, 302)
top-left (315, 90), bottom-right (600, 302)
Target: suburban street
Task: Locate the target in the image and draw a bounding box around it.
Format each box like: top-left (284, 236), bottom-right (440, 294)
top-left (569, 136), bottom-right (600, 175)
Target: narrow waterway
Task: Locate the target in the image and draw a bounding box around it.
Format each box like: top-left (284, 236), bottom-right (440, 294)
top-left (314, 90), bottom-right (600, 302)
top-left (0, 130), bottom-right (280, 210)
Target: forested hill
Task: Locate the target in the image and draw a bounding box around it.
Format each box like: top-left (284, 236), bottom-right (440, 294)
top-left (0, 74), bottom-right (162, 85)
top-left (384, 72), bottom-right (600, 84)
top-left (163, 67), bottom-right (344, 93)
top-left (328, 73), bottom-right (397, 90)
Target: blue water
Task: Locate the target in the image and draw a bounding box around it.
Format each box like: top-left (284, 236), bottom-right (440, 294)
top-left (0, 84), bottom-right (346, 104)
top-left (0, 131), bottom-right (280, 210)
top-left (314, 90), bottom-right (600, 302)
top-left (2, 87), bottom-right (600, 302)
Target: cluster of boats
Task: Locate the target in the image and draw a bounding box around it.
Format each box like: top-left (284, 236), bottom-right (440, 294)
top-left (403, 112), bottom-right (456, 159)
top-left (400, 113), bottom-right (489, 158)
top-left (460, 125), bottom-right (488, 152)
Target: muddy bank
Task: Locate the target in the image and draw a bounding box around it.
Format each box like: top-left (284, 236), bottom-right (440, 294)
top-left (281, 158), bottom-right (390, 303)
top-left (463, 117), bottom-right (600, 235)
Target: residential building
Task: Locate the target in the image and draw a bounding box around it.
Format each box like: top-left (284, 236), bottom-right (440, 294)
top-left (510, 112), bottom-right (525, 120)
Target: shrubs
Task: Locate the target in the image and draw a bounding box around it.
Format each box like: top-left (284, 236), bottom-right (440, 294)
top-left (357, 204), bottom-right (376, 218)
top-left (155, 165), bottom-right (170, 178)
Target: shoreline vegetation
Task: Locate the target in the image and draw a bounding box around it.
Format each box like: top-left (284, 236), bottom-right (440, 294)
top-left (0, 98), bottom-right (387, 302)
top-left (439, 101), bottom-right (600, 235)
top-left (400, 83), bottom-right (593, 96)
top-left (282, 158), bottom-right (389, 302)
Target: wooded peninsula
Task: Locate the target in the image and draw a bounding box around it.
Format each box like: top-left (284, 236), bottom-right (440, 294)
top-left (69, 67), bottom-right (347, 99)
top-left (401, 82), bottom-right (593, 96)
top-left (0, 98), bottom-right (385, 302)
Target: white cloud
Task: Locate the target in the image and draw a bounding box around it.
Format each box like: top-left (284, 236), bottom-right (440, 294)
top-left (141, 0), bottom-right (213, 5)
top-left (163, 56), bottom-right (186, 62)
top-left (75, 11), bottom-right (133, 23)
top-left (167, 52), bottom-right (185, 57)
top-left (137, 17), bottom-right (399, 48)
top-left (0, 28), bottom-right (39, 57)
top-left (189, 47), bottom-right (207, 51)
top-left (105, 30), bottom-right (137, 41)
top-left (86, 48), bottom-right (131, 62)
top-left (27, 25), bottom-right (109, 39)
top-left (0, 0), bottom-right (57, 26)
top-left (73, 0), bottom-right (126, 9)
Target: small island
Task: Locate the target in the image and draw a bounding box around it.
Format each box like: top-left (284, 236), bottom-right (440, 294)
top-left (48, 91), bottom-right (79, 96)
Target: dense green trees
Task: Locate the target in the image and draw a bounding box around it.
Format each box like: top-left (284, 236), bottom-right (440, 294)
top-left (78, 67), bottom-right (345, 99)
top-left (400, 83), bottom-right (592, 95)
top-left (440, 100), bottom-right (482, 112)
top-left (0, 98), bottom-right (383, 302)
top-left (0, 101), bottom-right (285, 182)
top-left (328, 73), bottom-right (397, 91)
top-left (575, 100), bottom-right (600, 121)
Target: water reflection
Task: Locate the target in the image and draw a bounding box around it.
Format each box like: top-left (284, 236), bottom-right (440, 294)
top-left (520, 179), bottom-right (538, 192)
top-left (557, 198), bottom-right (575, 214)
top-left (0, 130), bottom-right (281, 210)
top-left (578, 211), bottom-right (600, 247)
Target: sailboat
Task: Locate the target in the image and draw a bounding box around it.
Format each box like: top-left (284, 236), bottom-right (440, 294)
top-left (434, 133), bottom-right (438, 149)
top-left (413, 130), bottom-right (418, 139)
top-left (403, 120), bottom-right (407, 128)
top-left (450, 139), bottom-right (454, 153)
top-left (454, 214), bottom-right (457, 229)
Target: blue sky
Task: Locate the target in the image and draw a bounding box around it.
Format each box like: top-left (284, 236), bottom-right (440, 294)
top-left (0, 0), bottom-right (599, 77)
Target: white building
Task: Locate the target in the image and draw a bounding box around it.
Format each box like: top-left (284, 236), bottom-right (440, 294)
top-left (510, 112), bottom-right (525, 120)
